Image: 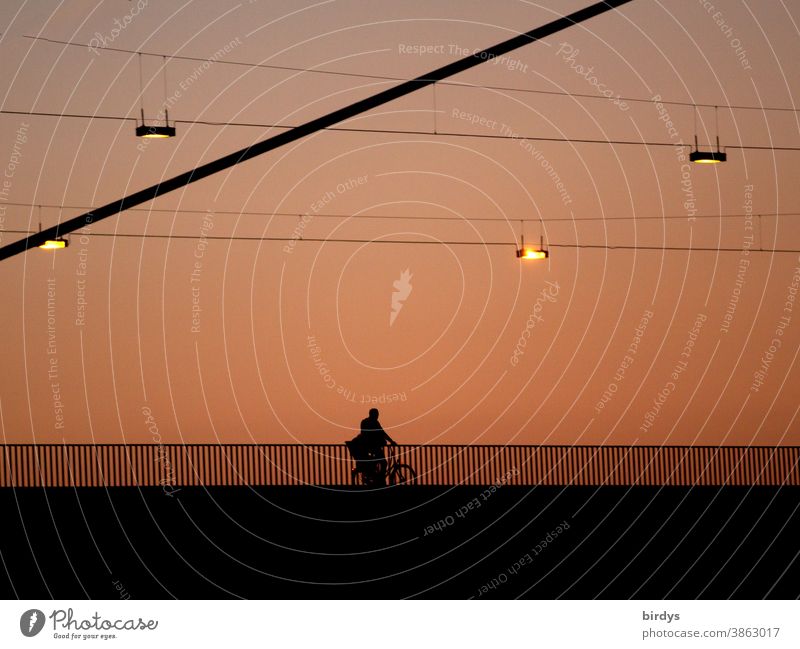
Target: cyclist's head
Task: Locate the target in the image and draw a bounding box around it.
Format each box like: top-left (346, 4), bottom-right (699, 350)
top-left (368, 408), bottom-right (379, 419)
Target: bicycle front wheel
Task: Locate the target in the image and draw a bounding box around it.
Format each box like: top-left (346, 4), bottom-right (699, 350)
top-left (389, 463), bottom-right (417, 485)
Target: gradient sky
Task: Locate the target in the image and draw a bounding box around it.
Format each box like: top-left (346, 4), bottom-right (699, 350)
top-left (0, 0), bottom-right (798, 446)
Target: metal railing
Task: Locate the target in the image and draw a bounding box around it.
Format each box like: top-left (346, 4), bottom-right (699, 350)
top-left (0, 444), bottom-right (798, 488)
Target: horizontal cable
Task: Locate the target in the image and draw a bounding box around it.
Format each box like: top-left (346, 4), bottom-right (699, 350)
top-left (2, 109), bottom-right (797, 151)
top-left (3, 201), bottom-right (797, 224)
top-left (7, 229), bottom-right (797, 253)
top-left (23, 34), bottom-right (800, 114)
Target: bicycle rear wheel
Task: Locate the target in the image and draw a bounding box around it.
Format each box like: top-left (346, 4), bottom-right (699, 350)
top-left (389, 463), bottom-right (417, 485)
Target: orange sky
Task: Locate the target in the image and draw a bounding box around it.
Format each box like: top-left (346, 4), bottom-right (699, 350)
top-left (0, 0), bottom-right (799, 446)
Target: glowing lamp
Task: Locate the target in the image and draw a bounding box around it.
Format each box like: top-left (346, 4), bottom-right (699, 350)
top-left (39, 239), bottom-right (68, 250)
top-left (516, 234), bottom-right (548, 260)
top-left (517, 248), bottom-right (548, 260)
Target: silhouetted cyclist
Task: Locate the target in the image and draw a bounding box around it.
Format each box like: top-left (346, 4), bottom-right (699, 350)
top-left (359, 408), bottom-right (396, 482)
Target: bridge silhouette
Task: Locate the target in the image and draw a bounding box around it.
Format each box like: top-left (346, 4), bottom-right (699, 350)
top-left (1, 443), bottom-right (797, 488)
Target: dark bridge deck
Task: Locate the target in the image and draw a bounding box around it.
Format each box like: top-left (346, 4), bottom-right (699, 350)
top-left (2, 485), bottom-right (799, 598)
top-left (1, 443), bottom-right (798, 487)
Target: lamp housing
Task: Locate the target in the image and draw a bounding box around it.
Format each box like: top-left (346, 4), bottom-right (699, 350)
top-left (690, 150), bottom-right (726, 164)
top-left (135, 124), bottom-right (176, 138)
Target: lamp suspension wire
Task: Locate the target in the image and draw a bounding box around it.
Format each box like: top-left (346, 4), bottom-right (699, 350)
top-left (162, 55), bottom-right (169, 126)
top-left (138, 52), bottom-right (145, 126)
top-left (758, 213), bottom-right (763, 251)
top-left (432, 82), bottom-right (438, 134)
top-left (539, 212), bottom-right (545, 250)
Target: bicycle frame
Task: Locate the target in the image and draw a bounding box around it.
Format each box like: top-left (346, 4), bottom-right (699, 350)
top-left (350, 445), bottom-right (415, 486)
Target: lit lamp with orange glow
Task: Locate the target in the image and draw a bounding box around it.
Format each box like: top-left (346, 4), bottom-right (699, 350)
top-left (39, 238), bottom-right (68, 250)
top-left (516, 235), bottom-right (548, 260)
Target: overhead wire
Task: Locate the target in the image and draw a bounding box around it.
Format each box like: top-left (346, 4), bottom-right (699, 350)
top-left (22, 34), bottom-right (800, 114)
top-left (2, 200), bottom-right (797, 224)
top-left (6, 229), bottom-right (797, 254)
top-left (2, 108), bottom-right (799, 151)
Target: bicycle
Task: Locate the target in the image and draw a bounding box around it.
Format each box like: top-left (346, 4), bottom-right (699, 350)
top-left (346, 443), bottom-right (417, 486)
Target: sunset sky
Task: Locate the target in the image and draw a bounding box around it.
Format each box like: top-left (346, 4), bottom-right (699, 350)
top-left (1, 0), bottom-right (798, 446)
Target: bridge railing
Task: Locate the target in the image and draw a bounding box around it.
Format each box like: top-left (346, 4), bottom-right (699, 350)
top-left (0, 444), bottom-right (798, 488)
